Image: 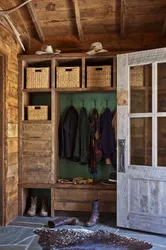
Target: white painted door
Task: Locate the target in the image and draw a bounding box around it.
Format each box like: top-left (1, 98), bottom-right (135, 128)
top-left (117, 48), bottom-right (166, 234)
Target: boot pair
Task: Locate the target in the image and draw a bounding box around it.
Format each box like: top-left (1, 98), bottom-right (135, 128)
top-left (27, 196), bottom-right (48, 217)
top-left (48, 199), bottom-right (100, 228)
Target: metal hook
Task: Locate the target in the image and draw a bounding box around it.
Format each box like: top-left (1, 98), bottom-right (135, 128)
top-left (105, 99), bottom-right (108, 107)
top-left (93, 99), bottom-right (96, 108)
top-left (82, 99), bottom-right (84, 107)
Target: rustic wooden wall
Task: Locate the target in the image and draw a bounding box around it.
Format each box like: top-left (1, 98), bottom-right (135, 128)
top-left (0, 25), bottom-right (21, 225)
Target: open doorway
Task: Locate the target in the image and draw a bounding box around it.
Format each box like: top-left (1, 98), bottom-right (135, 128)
top-left (0, 54), bottom-right (4, 225)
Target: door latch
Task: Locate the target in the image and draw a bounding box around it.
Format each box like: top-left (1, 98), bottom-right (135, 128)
top-left (118, 139), bottom-right (125, 173)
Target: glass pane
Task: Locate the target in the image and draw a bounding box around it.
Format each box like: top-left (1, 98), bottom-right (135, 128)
top-left (130, 65), bottom-right (152, 113)
top-left (158, 117), bottom-right (166, 166)
top-left (130, 118), bottom-right (152, 166)
top-left (158, 63), bottom-right (166, 112)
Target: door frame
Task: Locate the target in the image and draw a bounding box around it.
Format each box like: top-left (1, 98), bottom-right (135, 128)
top-left (0, 53), bottom-right (6, 226)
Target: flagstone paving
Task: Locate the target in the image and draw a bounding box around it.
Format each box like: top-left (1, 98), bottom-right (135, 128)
top-left (0, 216), bottom-right (164, 249)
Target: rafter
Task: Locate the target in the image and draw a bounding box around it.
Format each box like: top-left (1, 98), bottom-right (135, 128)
top-left (163, 17), bottom-right (166, 36)
top-left (120, 0), bottom-right (125, 39)
top-left (72, 0), bottom-right (84, 41)
top-left (27, 1), bottom-right (45, 43)
top-left (8, 0), bottom-right (30, 39)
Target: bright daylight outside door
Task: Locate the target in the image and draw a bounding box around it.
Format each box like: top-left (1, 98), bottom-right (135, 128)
top-left (117, 47), bottom-right (166, 234)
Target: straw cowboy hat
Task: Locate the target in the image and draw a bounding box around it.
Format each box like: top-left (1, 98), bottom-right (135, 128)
top-left (35, 45), bottom-right (61, 55)
top-left (86, 42), bottom-right (108, 55)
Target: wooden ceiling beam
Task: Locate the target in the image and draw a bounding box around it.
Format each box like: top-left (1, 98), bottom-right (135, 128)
top-left (72, 0), bottom-right (84, 41)
top-left (27, 1), bottom-right (45, 43)
top-left (120, 0), bottom-right (125, 39)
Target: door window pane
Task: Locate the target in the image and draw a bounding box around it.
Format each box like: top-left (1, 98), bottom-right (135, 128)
top-left (130, 65), bottom-right (152, 113)
top-left (130, 118), bottom-right (152, 166)
top-left (158, 117), bottom-right (166, 166)
top-left (158, 63), bottom-right (166, 112)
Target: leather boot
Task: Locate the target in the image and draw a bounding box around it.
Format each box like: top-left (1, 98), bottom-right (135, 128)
top-left (85, 199), bottom-right (100, 227)
top-left (40, 196), bottom-right (48, 217)
top-left (27, 197), bottom-right (37, 217)
top-left (48, 216), bottom-right (83, 228)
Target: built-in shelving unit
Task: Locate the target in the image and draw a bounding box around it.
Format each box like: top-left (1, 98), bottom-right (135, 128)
top-left (18, 53), bottom-right (117, 217)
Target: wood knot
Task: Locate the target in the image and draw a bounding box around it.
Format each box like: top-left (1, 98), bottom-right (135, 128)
top-left (46, 2), bottom-right (56, 11)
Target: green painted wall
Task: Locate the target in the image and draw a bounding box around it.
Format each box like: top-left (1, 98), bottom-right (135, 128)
top-left (59, 92), bottom-right (117, 181)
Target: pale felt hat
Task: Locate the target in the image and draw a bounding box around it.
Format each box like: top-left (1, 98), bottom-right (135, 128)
top-left (86, 42), bottom-right (108, 55)
top-left (35, 45), bottom-right (61, 55)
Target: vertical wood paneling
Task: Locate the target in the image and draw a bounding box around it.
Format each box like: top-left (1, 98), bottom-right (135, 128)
top-left (0, 24), bottom-right (21, 225)
top-left (149, 180), bottom-right (160, 215)
top-left (139, 179), bottom-right (148, 213)
top-left (0, 55), bottom-right (4, 225)
top-left (129, 179), bottom-right (139, 213)
top-left (160, 181), bottom-right (166, 215)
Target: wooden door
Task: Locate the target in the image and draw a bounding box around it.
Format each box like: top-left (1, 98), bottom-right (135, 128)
top-left (117, 48), bottom-right (166, 234)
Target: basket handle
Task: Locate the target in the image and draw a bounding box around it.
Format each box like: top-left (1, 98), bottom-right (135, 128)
top-left (35, 69), bottom-right (42, 72)
top-left (65, 68), bottom-right (72, 71)
top-left (34, 106), bottom-right (41, 109)
top-left (95, 68), bottom-right (103, 71)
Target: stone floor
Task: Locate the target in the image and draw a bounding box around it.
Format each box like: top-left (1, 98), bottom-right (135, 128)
top-left (0, 216), bottom-right (165, 249)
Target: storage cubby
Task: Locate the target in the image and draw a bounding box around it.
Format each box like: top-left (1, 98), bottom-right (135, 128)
top-left (23, 92), bottom-right (51, 120)
top-left (24, 60), bottom-right (52, 89)
top-left (55, 58), bottom-right (82, 88)
top-left (85, 57), bottom-right (115, 88)
top-left (21, 188), bottom-right (51, 216)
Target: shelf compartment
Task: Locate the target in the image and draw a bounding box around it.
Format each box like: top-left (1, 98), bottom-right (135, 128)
top-left (18, 187), bottom-right (51, 216)
top-left (85, 57), bottom-right (115, 88)
top-left (23, 92), bottom-right (51, 121)
top-left (24, 60), bottom-right (52, 89)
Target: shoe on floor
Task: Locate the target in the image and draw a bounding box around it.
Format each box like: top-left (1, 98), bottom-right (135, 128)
top-left (27, 197), bottom-right (37, 217)
top-left (108, 172), bottom-right (117, 183)
top-left (40, 196), bottom-right (48, 217)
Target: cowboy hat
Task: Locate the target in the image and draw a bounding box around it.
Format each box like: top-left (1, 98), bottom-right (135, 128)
top-left (86, 42), bottom-right (108, 55)
top-left (35, 45), bottom-right (61, 55)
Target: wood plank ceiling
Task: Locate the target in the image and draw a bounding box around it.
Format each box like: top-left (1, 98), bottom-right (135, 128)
top-left (0, 0), bottom-right (166, 53)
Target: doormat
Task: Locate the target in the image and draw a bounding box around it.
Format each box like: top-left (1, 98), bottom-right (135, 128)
top-left (34, 228), bottom-right (153, 250)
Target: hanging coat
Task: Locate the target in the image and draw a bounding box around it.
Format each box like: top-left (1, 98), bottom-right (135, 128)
top-left (59, 105), bottom-right (78, 159)
top-left (74, 107), bottom-right (91, 164)
top-left (112, 111), bottom-right (117, 143)
top-left (88, 108), bottom-right (102, 174)
top-left (100, 107), bottom-right (117, 170)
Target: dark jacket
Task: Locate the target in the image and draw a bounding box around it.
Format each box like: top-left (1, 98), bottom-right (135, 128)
top-left (59, 105), bottom-right (78, 159)
top-left (100, 107), bottom-right (116, 169)
top-left (74, 107), bottom-right (91, 164)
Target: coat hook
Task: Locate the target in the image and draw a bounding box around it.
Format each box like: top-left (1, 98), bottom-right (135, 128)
top-left (93, 99), bottom-right (96, 108)
top-left (105, 99), bottom-right (108, 107)
top-left (82, 99), bottom-right (84, 107)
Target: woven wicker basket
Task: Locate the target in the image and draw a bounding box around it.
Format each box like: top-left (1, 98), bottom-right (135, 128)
top-left (26, 67), bottom-right (50, 89)
top-left (130, 66), bottom-right (144, 87)
top-left (28, 106), bottom-right (48, 120)
top-left (87, 66), bottom-right (111, 87)
top-left (56, 67), bottom-right (80, 88)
